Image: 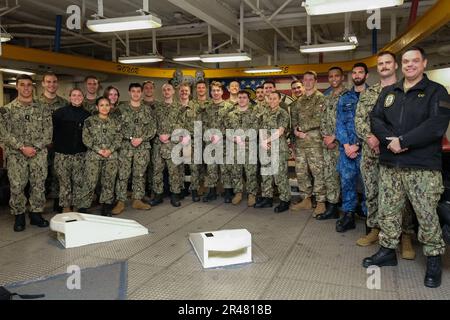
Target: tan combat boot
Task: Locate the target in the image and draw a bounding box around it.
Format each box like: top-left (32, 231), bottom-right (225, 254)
top-left (401, 233), bottom-right (416, 260)
top-left (290, 197), bottom-right (312, 211)
top-left (232, 192), bottom-right (242, 205)
top-left (356, 228), bottom-right (380, 246)
top-left (112, 201), bottom-right (125, 215)
top-left (132, 199), bottom-right (151, 210)
top-left (63, 207), bottom-right (72, 213)
top-left (247, 194), bottom-right (256, 207)
top-left (313, 202), bottom-right (326, 217)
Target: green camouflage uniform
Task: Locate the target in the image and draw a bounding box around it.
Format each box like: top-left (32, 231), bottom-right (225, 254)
top-left (179, 100), bottom-right (205, 192)
top-left (291, 90), bottom-right (326, 202)
top-left (54, 152), bottom-right (85, 208)
top-left (224, 106), bottom-right (260, 195)
top-left (83, 98), bottom-right (98, 115)
top-left (320, 90), bottom-right (345, 204)
top-left (355, 83), bottom-right (415, 233)
top-left (79, 115), bottom-right (122, 207)
top-left (116, 103), bottom-right (157, 201)
top-left (259, 107), bottom-right (291, 202)
top-left (38, 94), bottom-right (68, 200)
top-left (203, 100), bottom-right (234, 188)
top-left (152, 101), bottom-right (183, 194)
top-left (0, 99), bottom-right (52, 215)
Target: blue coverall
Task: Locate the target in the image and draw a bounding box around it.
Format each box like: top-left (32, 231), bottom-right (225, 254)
top-left (335, 88), bottom-right (367, 214)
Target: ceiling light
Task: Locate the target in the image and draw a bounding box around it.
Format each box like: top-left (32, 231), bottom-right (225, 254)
top-left (302, 0), bottom-right (404, 15)
top-left (0, 33), bottom-right (12, 42)
top-left (118, 54), bottom-right (164, 64)
top-left (244, 68), bottom-right (283, 74)
top-left (86, 14), bottom-right (162, 33)
top-left (0, 68), bottom-right (35, 75)
top-left (172, 55), bottom-right (201, 62)
top-left (200, 52), bottom-right (252, 63)
top-left (300, 42), bottom-right (357, 53)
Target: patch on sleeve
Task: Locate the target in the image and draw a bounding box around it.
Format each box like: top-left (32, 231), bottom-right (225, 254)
top-left (384, 93), bottom-right (395, 108)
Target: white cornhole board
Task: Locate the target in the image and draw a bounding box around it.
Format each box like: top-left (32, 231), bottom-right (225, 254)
top-left (189, 229), bottom-right (252, 268)
top-left (50, 212), bottom-right (148, 248)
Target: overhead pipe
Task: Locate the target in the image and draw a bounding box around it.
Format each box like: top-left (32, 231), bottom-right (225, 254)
top-left (240, 0), bottom-right (244, 52)
top-left (54, 15), bottom-right (62, 52)
top-left (269, 0), bottom-right (293, 21)
top-left (408, 0), bottom-right (420, 27)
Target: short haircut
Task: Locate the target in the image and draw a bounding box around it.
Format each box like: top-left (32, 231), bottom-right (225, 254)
top-left (377, 50), bottom-right (396, 61)
top-left (403, 46), bottom-right (426, 60)
top-left (255, 86), bottom-right (264, 91)
top-left (69, 88), bottom-right (84, 96)
top-left (103, 85), bottom-right (120, 99)
top-left (162, 82), bottom-right (174, 90)
top-left (263, 80), bottom-right (276, 88)
top-left (352, 62), bottom-right (369, 74)
top-left (196, 80), bottom-right (207, 87)
top-left (238, 90), bottom-right (250, 99)
top-left (16, 74), bottom-right (33, 83)
top-left (84, 75), bottom-right (99, 83)
top-left (142, 80), bottom-right (155, 87)
top-left (303, 70), bottom-right (318, 80)
top-left (179, 82), bottom-right (191, 90)
top-left (270, 91), bottom-right (282, 99)
top-left (210, 81), bottom-right (223, 90)
top-left (129, 83), bottom-right (143, 91)
top-left (229, 80), bottom-right (240, 86)
top-left (328, 66), bottom-right (344, 75)
top-left (96, 96), bottom-right (110, 106)
top-left (42, 72), bottom-right (58, 82)
top-left (290, 80), bottom-right (302, 87)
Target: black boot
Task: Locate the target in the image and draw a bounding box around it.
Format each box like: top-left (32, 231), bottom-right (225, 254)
top-left (192, 190), bottom-right (200, 202)
top-left (311, 195), bottom-right (317, 209)
top-left (424, 255), bottom-right (442, 288)
top-left (150, 193), bottom-right (164, 206)
top-left (203, 187), bottom-right (217, 202)
top-left (171, 193), bottom-right (181, 207)
top-left (29, 212), bottom-right (49, 228)
top-left (316, 202), bottom-right (339, 220)
top-left (101, 204), bottom-right (113, 217)
top-left (254, 197), bottom-right (273, 208)
top-left (224, 188), bottom-right (233, 203)
top-left (78, 208), bottom-right (88, 213)
top-left (14, 213), bottom-right (26, 232)
top-left (53, 198), bottom-right (63, 213)
top-left (274, 201), bottom-right (290, 213)
top-left (362, 246), bottom-right (398, 268)
top-left (336, 212), bottom-right (356, 232)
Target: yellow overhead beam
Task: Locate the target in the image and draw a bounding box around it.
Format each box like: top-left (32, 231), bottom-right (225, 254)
top-left (0, 0), bottom-right (448, 79)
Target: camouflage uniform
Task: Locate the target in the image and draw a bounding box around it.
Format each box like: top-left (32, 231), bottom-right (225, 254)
top-left (83, 98), bottom-right (98, 115)
top-left (54, 153), bottom-right (85, 208)
top-left (0, 99), bottom-right (52, 215)
top-left (224, 107), bottom-right (260, 195)
top-left (152, 101), bottom-right (183, 194)
top-left (38, 94), bottom-right (68, 200)
top-left (355, 83), bottom-right (414, 232)
top-left (291, 90), bottom-right (326, 202)
top-left (114, 103), bottom-right (156, 201)
top-left (143, 100), bottom-right (157, 195)
top-left (179, 100), bottom-right (205, 192)
top-left (320, 91), bottom-right (344, 204)
top-left (378, 166), bottom-right (444, 256)
top-left (203, 100), bottom-right (234, 188)
top-left (259, 107), bottom-right (291, 202)
top-left (79, 115), bottom-right (121, 207)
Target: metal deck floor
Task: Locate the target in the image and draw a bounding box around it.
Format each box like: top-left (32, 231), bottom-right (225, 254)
top-left (0, 199), bottom-right (449, 300)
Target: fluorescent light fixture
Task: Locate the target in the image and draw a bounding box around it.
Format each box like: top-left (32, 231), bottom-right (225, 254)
top-left (303, 0), bottom-right (404, 15)
top-left (118, 54), bottom-right (164, 64)
top-left (200, 52), bottom-right (252, 63)
top-left (244, 68), bottom-right (282, 74)
top-left (0, 68), bottom-right (35, 75)
top-left (300, 42), bottom-right (356, 53)
top-left (8, 82), bottom-right (16, 86)
top-left (172, 55), bottom-right (201, 62)
top-left (0, 33), bottom-right (12, 42)
top-left (86, 14), bottom-right (162, 33)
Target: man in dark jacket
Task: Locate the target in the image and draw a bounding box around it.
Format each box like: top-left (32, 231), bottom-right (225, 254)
top-left (363, 47), bottom-right (450, 288)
